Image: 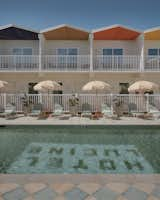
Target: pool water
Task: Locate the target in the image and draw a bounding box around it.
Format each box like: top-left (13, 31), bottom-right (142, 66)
top-left (0, 125), bottom-right (159, 174)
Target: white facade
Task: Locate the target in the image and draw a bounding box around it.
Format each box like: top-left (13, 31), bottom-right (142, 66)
top-left (0, 24), bottom-right (160, 94)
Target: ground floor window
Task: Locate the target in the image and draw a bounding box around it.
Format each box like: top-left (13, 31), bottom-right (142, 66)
top-left (28, 83), bottom-right (38, 94)
top-left (119, 83), bottom-right (129, 94)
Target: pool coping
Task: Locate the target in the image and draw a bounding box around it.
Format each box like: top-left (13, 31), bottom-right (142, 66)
top-left (0, 174), bottom-right (160, 184)
top-left (1, 116), bottom-right (160, 126)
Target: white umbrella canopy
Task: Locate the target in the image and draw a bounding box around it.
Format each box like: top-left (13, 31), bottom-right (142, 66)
top-left (34, 80), bottom-right (61, 92)
top-left (128, 81), bottom-right (159, 94)
top-left (0, 81), bottom-right (8, 90)
top-left (82, 81), bottom-right (111, 93)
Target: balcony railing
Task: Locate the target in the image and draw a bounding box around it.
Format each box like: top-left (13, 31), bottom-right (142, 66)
top-left (0, 55), bottom-right (160, 72)
top-left (0, 55), bottom-right (39, 71)
top-left (42, 55), bottom-right (90, 72)
top-left (144, 56), bottom-right (160, 72)
top-left (93, 55), bottom-right (141, 72)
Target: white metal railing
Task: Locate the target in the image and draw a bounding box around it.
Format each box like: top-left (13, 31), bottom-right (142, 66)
top-left (43, 55), bottom-right (90, 71)
top-left (144, 56), bottom-right (160, 71)
top-left (0, 55), bottom-right (39, 71)
top-left (0, 93), bottom-right (160, 113)
top-left (1, 55), bottom-right (160, 72)
top-left (93, 55), bottom-right (141, 72)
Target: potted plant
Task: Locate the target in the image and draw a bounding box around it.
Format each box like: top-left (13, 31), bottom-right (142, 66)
top-left (21, 93), bottom-right (33, 116)
top-left (69, 94), bottom-right (79, 116)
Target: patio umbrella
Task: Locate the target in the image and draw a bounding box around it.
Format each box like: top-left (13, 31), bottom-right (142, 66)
top-left (34, 80), bottom-right (61, 111)
top-left (34, 80), bottom-right (61, 93)
top-left (82, 80), bottom-right (111, 112)
top-left (82, 81), bottom-right (111, 94)
top-left (128, 81), bottom-right (159, 112)
top-left (128, 81), bottom-right (159, 94)
top-left (0, 81), bottom-right (8, 92)
top-left (0, 81), bottom-right (8, 89)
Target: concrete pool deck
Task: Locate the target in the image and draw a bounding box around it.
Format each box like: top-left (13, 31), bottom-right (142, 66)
top-left (0, 174), bottom-right (160, 200)
top-left (0, 116), bottom-right (160, 125)
top-left (0, 117), bottom-right (160, 199)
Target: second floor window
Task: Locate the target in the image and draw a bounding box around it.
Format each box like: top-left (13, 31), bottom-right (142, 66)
top-left (13, 48), bottom-right (32, 55)
top-left (148, 48), bottom-right (160, 56)
top-left (57, 48), bottom-right (78, 55)
top-left (103, 48), bottom-right (123, 56)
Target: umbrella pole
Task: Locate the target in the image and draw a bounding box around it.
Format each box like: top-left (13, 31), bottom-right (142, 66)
top-left (96, 89), bottom-right (98, 112)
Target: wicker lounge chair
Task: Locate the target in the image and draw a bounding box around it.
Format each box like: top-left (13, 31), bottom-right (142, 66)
top-left (0, 103), bottom-right (16, 119)
top-left (101, 103), bottom-right (113, 118)
top-left (81, 103), bottom-right (92, 118)
top-left (29, 104), bottom-right (42, 117)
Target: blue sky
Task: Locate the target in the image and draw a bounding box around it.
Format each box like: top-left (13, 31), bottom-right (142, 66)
top-left (0, 0), bottom-right (159, 31)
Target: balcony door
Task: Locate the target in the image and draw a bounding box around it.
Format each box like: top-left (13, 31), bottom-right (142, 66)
top-left (57, 48), bottom-right (78, 69)
top-left (102, 48), bottom-right (123, 69)
top-left (147, 49), bottom-right (160, 70)
top-left (13, 48), bottom-right (32, 69)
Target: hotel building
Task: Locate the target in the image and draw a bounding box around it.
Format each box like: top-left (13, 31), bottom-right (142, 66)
top-left (0, 24), bottom-right (160, 94)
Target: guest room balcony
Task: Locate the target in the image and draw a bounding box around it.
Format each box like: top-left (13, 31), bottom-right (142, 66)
top-left (0, 54), bottom-right (160, 72)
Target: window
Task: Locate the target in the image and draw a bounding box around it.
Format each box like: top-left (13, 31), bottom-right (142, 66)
top-left (103, 49), bottom-right (112, 55)
top-left (28, 83), bottom-right (38, 94)
top-left (57, 48), bottom-right (78, 55)
top-left (113, 49), bottom-right (123, 55)
top-left (57, 48), bottom-right (67, 55)
top-left (103, 48), bottom-right (123, 55)
top-left (119, 83), bottom-right (129, 94)
top-left (148, 48), bottom-right (160, 56)
top-left (13, 48), bottom-right (32, 55)
top-left (57, 48), bottom-right (78, 66)
top-left (23, 48), bottom-right (32, 55)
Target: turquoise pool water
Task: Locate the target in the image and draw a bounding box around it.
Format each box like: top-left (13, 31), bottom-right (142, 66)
top-left (0, 125), bottom-right (159, 174)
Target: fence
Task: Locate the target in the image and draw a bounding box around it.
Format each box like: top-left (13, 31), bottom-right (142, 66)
top-left (0, 93), bottom-right (160, 113)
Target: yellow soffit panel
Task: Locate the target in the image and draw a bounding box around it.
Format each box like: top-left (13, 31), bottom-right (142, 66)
top-left (144, 30), bottom-right (160, 40)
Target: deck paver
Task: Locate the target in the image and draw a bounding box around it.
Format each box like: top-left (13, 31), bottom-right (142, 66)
top-left (94, 187), bottom-right (118, 200)
top-left (24, 183), bottom-right (46, 194)
top-left (0, 175), bottom-right (160, 199)
top-left (123, 187), bottom-right (148, 200)
top-left (133, 183), bottom-right (155, 194)
top-left (3, 187), bottom-right (28, 200)
top-left (33, 188), bottom-right (57, 200)
top-left (106, 182), bottom-right (130, 193)
top-left (50, 183), bottom-right (74, 194)
top-left (78, 183), bottom-right (101, 195)
top-left (0, 184), bottom-right (19, 194)
top-left (65, 188), bottom-right (88, 200)
top-left (152, 185), bottom-right (160, 198)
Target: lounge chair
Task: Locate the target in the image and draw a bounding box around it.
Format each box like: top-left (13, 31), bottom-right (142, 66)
top-left (81, 103), bottom-right (92, 118)
top-left (128, 103), bottom-right (141, 117)
top-left (0, 103), bottom-right (16, 119)
top-left (29, 104), bottom-right (42, 117)
top-left (148, 104), bottom-right (160, 119)
top-left (101, 103), bottom-right (113, 118)
top-left (52, 104), bottom-right (63, 116)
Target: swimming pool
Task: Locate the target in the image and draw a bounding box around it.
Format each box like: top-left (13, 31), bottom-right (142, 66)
top-left (0, 125), bottom-right (159, 174)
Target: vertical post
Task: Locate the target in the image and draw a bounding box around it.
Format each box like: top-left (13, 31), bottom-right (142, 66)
top-left (140, 34), bottom-right (144, 72)
top-left (110, 93), bottom-right (113, 114)
top-left (38, 34), bottom-right (45, 72)
top-left (4, 93), bottom-right (6, 108)
top-left (89, 33), bottom-right (93, 72)
top-left (146, 93), bottom-right (149, 112)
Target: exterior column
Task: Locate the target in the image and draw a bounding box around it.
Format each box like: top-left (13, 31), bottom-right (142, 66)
top-left (38, 34), bottom-right (45, 72)
top-left (140, 34), bottom-right (144, 72)
top-left (89, 33), bottom-right (94, 72)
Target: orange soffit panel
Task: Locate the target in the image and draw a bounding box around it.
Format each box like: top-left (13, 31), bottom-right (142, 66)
top-left (43, 27), bottom-right (89, 40)
top-left (144, 30), bottom-right (160, 40)
top-left (94, 27), bottom-right (140, 40)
